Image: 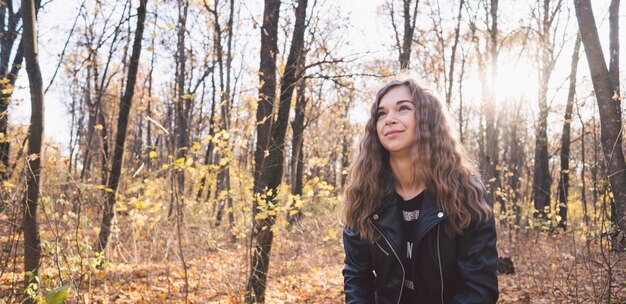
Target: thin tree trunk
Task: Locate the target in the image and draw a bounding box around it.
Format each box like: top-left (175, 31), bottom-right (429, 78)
top-left (577, 101), bottom-right (589, 226)
top-left (21, 0), bottom-right (43, 301)
top-left (287, 80), bottom-right (306, 226)
top-left (388, 0), bottom-right (419, 70)
top-left (196, 72), bottom-right (217, 202)
top-left (444, 0), bottom-right (464, 107)
top-left (609, 0), bottom-right (619, 96)
top-left (247, 0), bottom-right (281, 301)
top-left (0, 0), bottom-right (19, 180)
top-left (173, 0), bottom-right (189, 203)
top-left (477, 0), bottom-right (500, 207)
top-left (399, 0), bottom-right (419, 69)
top-left (557, 34), bottom-right (581, 230)
top-left (247, 0), bottom-right (308, 301)
top-left (575, 0), bottom-right (626, 250)
top-left (95, 0), bottom-right (148, 256)
top-left (1, 0), bottom-right (41, 181)
top-left (532, 0), bottom-right (559, 223)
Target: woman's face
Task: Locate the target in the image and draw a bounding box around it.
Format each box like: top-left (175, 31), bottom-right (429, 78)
top-left (375, 85), bottom-right (416, 156)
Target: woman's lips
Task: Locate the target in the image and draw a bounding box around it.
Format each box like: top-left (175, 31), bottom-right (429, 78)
top-left (385, 130), bottom-right (402, 138)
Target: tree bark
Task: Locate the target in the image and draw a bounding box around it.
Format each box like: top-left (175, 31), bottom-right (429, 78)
top-left (574, 0), bottom-right (626, 250)
top-left (444, 0), bottom-right (464, 107)
top-left (95, 0), bottom-right (148, 255)
top-left (247, 1), bottom-right (281, 300)
top-left (247, 0), bottom-right (308, 301)
top-left (474, 0), bottom-right (500, 207)
top-left (21, 0), bottom-right (43, 302)
top-left (0, 0), bottom-right (41, 181)
top-left (557, 34), bottom-right (581, 230)
top-left (609, 0), bottom-right (619, 96)
top-left (287, 79), bottom-right (306, 226)
top-left (174, 0), bottom-right (189, 196)
top-left (389, 0), bottom-right (419, 70)
top-left (532, 0), bottom-right (559, 223)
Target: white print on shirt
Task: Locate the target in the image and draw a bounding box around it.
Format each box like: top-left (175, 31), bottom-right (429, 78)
top-left (404, 279), bottom-right (415, 290)
top-left (402, 210), bottom-right (420, 221)
top-left (407, 241), bottom-right (413, 259)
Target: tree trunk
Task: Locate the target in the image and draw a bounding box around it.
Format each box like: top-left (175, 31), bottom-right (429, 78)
top-left (21, 0), bottom-right (43, 302)
top-left (174, 0), bottom-right (189, 198)
top-left (247, 0), bottom-right (308, 301)
top-left (1, 0), bottom-right (41, 181)
top-left (557, 34), bottom-right (581, 230)
top-left (577, 102), bottom-right (589, 226)
top-left (574, 0), bottom-right (626, 250)
top-left (477, 0), bottom-right (500, 207)
top-left (532, 0), bottom-right (559, 224)
top-left (95, 0), bottom-right (148, 256)
top-left (247, 1), bottom-right (281, 299)
top-left (208, 0), bottom-right (235, 241)
top-left (390, 0), bottom-right (419, 70)
top-left (444, 0), bottom-right (464, 107)
top-left (287, 80), bottom-right (306, 226)
top-left (0, 0), bottom-right (19, 180)
top-left (609, 0), bottom-right (619, 96)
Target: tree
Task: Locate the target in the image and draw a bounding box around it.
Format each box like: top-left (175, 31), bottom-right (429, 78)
top-left (247, 0), bottom-right (308, 301)
top-left (532, 0), bottom-right (562, 223)
top-left (247, 0), bottom-right (281, 301)
top-left (0, 0), bottom-right (41, 180)
top-left (443, 0), bottom-right (464, 107)
top-left (173, 0), bottom-right (189, 211)
top-left (95, 0), bottom-right (148, 256)
top-left (557, 34), bottom-right (581, 230)
top-left (0, 0), bottom-right (21, 180)
top-left (387, 0), bottom-right (419, 69)
top-left (21, 0), bottom-right (43, 301)
top-left (468, 0), bottom-right (501, 207)
top-left (287, 79), bottom-right (306, 226)
top-left (574, 0), bottom-right (626, 250)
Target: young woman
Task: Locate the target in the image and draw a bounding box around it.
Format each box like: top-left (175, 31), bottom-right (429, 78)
top-left (341, 79), bottom-right (498, 304)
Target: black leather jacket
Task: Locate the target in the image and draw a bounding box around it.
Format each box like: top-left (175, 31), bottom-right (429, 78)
top-left (343, 190), bottom-right (498, 304)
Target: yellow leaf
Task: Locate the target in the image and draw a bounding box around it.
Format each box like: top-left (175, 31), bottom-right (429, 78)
top-left (149, 151), bottom-right (157, 159)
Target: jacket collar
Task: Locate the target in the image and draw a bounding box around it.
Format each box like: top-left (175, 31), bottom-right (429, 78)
top-left (369, 190), bottom-right (448, 252)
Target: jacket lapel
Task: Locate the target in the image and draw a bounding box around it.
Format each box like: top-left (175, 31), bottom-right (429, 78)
top-left (369, 194), bottom-right (404, 254)
top-left (414, 191), bottom-right (448, 246)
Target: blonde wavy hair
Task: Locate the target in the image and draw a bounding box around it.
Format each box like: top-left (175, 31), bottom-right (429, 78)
top-left (341, 79), bottom-right (493, 242)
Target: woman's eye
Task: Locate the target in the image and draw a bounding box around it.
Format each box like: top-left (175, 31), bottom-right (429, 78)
top-left (376, 112), bottom-right (386, 119)
top-left (400, 105), bottom-right (411, 112)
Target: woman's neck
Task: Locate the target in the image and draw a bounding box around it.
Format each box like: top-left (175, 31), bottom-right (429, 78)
top-left (389, 154), bottom-right (425, 200)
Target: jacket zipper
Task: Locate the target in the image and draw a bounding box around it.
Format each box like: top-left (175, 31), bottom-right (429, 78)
top-left (375, 241), bottom-right (390, 256)
top-left (372, 223), bottom-right (404, 304)
top-left (437, 225), bottom-right (444, 304)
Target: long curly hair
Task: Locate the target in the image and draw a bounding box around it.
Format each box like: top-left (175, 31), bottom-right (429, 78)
top-left (341, 79), bottom-right (493, 242)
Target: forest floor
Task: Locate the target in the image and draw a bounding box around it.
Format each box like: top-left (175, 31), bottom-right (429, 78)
top-left (1, 212), bottom-right (626, 303)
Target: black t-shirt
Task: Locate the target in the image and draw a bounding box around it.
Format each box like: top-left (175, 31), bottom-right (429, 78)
top-left (398, 191), bottom-right (425, 304)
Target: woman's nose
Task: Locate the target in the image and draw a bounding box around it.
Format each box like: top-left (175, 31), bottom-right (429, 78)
top-left (384, 113), bottom-right (397, 125)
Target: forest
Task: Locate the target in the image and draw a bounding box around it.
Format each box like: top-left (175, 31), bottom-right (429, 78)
top-left (1, 0), bottom-right (625, 303)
